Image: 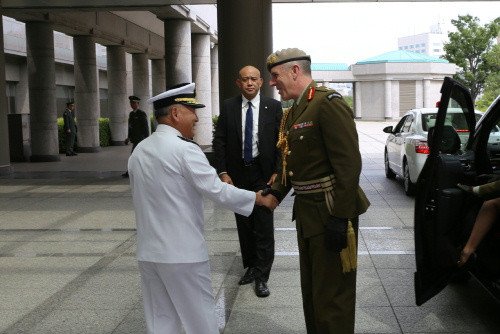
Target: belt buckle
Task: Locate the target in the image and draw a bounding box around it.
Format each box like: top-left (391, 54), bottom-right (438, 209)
top-left (243, 160), bottom-right (253, 167)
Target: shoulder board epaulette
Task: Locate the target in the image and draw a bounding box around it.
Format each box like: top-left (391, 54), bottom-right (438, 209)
top-left (315, 86), bottom-right (328, 92)
top-left (327, 92), bottom-right (343, 101)
top-left (177, 136), bottom-right (199, 146)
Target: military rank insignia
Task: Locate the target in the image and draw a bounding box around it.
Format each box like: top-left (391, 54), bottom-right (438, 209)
top-left (307, 86), bottom-right (315, 101)
top-left (293, 121), bottom-right (314, 130)
top-left (327, 92), bottom-right (342, 100)
top-left (178, 136), bottom-right (199, 146)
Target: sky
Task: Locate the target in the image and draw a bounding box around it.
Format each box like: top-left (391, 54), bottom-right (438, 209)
top-left (272, 1), bottom-right (500, 65)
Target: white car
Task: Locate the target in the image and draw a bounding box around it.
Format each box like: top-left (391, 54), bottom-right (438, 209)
top-left (383, 107), bottom-right (484, 195)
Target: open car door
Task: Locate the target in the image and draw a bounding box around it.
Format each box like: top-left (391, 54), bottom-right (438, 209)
top-left (414, 77), bottom-right (481, 306)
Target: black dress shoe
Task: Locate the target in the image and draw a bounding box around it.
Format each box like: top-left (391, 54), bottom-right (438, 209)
top-left (66, 153), bottom-right (72, 156)
top-left (122, 172), bottom-right (129, 178)
top-left (254, 279), bottom-right (270, 297)
top-left (71, 153), bottom-right (78, 156)
top-left (238, 267), bottom-right (255, 285)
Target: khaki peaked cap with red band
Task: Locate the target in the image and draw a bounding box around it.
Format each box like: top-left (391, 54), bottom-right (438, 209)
top-left (266, 48), bottom-right (311, 71)
top-left (147, 82), bottom-right (205, 110)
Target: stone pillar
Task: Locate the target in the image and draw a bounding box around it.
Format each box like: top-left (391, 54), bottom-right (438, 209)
top-left (217, 0), bottom-right (273, 100)
top-left (151, 59), bottom-right (166, 132)
top-left (151, 59), bottom-right (166, 96)
top-left (132, 53), bottom-right (151, 133)
top-left (107, 45), bottom-right (128, 146)
top-left (26, 21), bottom-right (60, 162)
top-left (164, 20), bottom-right (192, 88)
top-left (354, 82), bottom-right (362, 119)
top-left (73, 35), bottom-right (101, 152)
top-left (211, 44), bottom-right (219, 117)
top-left (192, 34), bottom-right (212, 145)
top-left (0, 1), bottom-right (11, 174)
top-left (423, 79), bottom-right (431, 108)
top-left (384, 80), bottom-right (392, 119)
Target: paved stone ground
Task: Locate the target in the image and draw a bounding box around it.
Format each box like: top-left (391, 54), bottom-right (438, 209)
top-left (0, 121), bottom-right (499, 334)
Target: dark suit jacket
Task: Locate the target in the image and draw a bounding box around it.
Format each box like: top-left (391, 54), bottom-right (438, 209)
top-left (213, 95), bottom-right (283, 187)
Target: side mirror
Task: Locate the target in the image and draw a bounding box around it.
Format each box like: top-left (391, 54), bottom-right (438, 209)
top-left (383, 126), bottom-right (393, 134)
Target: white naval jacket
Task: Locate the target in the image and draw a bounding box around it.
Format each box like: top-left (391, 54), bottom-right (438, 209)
top-left (128, 124), bottom-right (256, 264)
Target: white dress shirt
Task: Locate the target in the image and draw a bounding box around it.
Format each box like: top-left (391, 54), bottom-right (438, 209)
top-left (128, 124), bottom-right (256, 263)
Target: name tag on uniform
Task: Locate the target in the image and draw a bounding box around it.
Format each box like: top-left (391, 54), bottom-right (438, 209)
top-left (293, 121), bottom-right (314, 130)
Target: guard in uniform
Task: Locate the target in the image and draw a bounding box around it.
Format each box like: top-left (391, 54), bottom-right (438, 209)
top-left (128, 83), bottom-right (278, 334)
top-left (62, 101), bottom-right (77, 156)
top-left (123, 95), bottom-right (149, 177)
top-left (265, 48), bottom-right (371, 334)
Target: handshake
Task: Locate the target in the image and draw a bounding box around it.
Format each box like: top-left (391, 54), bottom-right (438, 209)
top-left (255, 188), bottom-right (282, 212)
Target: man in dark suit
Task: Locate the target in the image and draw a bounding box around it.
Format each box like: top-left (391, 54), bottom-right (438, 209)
top-left (62, 101), bottom-right (77, 156)
top-left (213, 65), bottom-right (283, 297)
top-left (123, 95), bottom-right (149, 178)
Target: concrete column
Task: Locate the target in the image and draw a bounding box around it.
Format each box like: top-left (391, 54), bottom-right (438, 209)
top-left (192, 34), bottom-right (212, 145)
top-left (107, 45), bottom-right (128, 145)
top-left (26, 21), bottom-right (59, 162)
top-left (211, 44), bottom-right (219, 117)
top-left (354, 81), bottom-right (362, 119)
top-left (132, 53), bottom-right (151, 133)
top-left (73, 35), bottom-right (101, 152)
top-left (423, 79), bottom-right (431, 108)
top-left (164, 20), bottom-right (192, 88)
top-left (218, 0), bottom-right (273, 100)
top-left (384, 80), bottom-right (392, 119)
top-left (151, 59), bottom-right (166, 96)
top-left (0, 1), bottom-right (11, 174)
top-left (151, 59), bottom-right (166, 131)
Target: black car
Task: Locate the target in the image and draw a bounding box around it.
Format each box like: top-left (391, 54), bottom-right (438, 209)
top-left (414, 76), bottom-right (500, 306)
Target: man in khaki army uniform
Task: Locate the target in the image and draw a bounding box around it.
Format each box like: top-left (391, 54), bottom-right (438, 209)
top-left (264, 48), bottom-right (370, 334)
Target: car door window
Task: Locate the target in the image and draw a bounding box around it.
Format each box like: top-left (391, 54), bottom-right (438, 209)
top-left (393, 115), bottom-right (408, 134)
top-left (401, 115), bottom-right (414, 133)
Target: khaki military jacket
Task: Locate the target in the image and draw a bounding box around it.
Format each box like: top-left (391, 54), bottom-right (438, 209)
top-left (273, 81), bottom-right (370, 238)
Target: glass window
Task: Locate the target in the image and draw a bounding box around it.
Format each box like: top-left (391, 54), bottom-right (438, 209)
top-left (410, 45), bottom-right (414, 49)
top-left (401, 115), bottom-right (414, 132)
top-left (421, 43), bottom-right (426, 47)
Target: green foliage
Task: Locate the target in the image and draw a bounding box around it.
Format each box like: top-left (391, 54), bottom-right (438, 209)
top-left (57, 118), bottom-right (112, 153)
top-left (99, 118), bottom-right (111, 147)
top-left (476, 44), bottom-right (500, 110)
top-left (211, 115), bottom-right (219, 146)
top-left (442, 14), bottom-right (500, 103)
top-left (343, 95), bottom-right (354, 108)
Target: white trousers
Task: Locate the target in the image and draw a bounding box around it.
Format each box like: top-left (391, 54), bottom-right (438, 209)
top-left (138, 260), bottom-right (219, 334)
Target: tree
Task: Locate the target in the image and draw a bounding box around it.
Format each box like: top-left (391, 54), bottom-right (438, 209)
top-left (476, 44), bottom-right (500, 110)
top-left (442, 15), bottom-right (500, 104)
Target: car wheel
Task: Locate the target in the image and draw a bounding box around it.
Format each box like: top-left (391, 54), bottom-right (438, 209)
top-left (404, 162), bottom-right (416, 196)
top-left (385, 151), bottom-right (396, 179)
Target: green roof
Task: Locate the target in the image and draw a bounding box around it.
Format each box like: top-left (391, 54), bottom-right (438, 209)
top-left (356, 50), bottom-right (449, 64)
top-left (311, 63), bottom-right (349, 71)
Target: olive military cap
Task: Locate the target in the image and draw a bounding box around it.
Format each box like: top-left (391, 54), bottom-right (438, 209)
top-left (266, 48), bottom-right (311, 71)
top-left (147, 83), bottom-right (205, 110)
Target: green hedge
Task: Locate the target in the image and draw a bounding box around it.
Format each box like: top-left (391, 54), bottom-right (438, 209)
top-left (57, 118), bottom-right (112, 153)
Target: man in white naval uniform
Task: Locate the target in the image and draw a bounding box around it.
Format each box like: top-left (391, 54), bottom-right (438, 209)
top-left (128, 82), bottom-right (278, 334)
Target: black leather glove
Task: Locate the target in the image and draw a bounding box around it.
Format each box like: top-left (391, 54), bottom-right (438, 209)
top-left (261, 187), bottom-right (282, 202)
top-left (456, 183), bottom-right (473, 193)
top-left (325, 216), bottom-right (348, 252)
